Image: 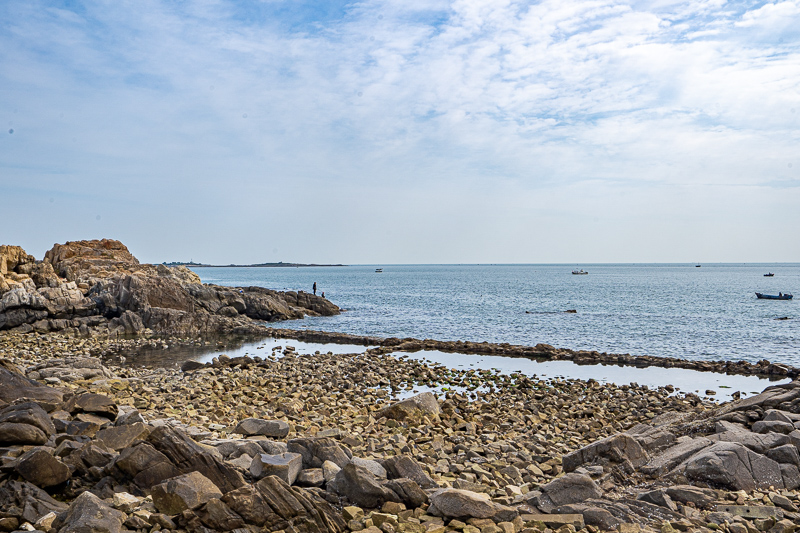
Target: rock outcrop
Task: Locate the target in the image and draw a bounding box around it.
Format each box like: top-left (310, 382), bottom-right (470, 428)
top-left (0, 239), bottom-right (339, 336)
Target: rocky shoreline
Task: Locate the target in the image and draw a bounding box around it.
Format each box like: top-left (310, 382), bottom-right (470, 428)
top-left (3, 240), bottom-right (800, 533)
top-left (3, 331), bottom-right (800, 533)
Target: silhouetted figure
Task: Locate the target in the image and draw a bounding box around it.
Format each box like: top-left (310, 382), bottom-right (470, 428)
top-left (321, 292), bottom-right (325, 298)
top-left (313, 282), bottom-right (317, 295)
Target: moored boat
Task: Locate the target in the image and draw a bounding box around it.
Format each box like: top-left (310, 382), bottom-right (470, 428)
top-left (755, 292), bottom-right (793, 300)
top-left (764, 273), bottom-right (774, 277)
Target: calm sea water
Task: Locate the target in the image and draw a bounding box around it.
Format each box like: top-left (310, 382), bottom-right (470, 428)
top-left (190, 264), bottom-right (799, 366)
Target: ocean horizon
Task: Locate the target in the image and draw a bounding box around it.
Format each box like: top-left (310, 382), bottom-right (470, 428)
top-left (190, 262), bottom-right (800, 367)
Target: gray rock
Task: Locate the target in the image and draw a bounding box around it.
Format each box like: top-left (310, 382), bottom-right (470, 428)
top-left (0, 402), bottom-right (55, 436)
top-left (752, 420), bottom-right (796, 434)
top-left (95, 422), bottom-right (150, 451)
top-left (0, 480), bottom-right (68, 524)
top-left (234, 417), bottom-right (290, 438)
top-left (55, 491), bottom-right (126, 533)
top-left (767, 444), bottom-right (800, 467)
top-left (352, 457), bottom-right (387, 479)
top-left (382, 455), bottom-right (438, 489)
top-left (636, 489), bottom-right (677, 511)
top-left (333, 463), bottom-right (400, 509)
top-left (641, 436), bottom-right (712, 477)
top-left (249, 452), bottom-right (303, 485)
top-left (15, 448), bottom-right (71, 487)
top-left (379, 391), bottom-right (441, 422)
top-left (428, 488), bottom-right (517, 520)
top-left (562, 433), bottom-right (648, 473)
top-left (288, 436), bottom-right (351, 469)
top-left (385, 478), bottom-right (428, 508)
top-left (528, 473), bottom-right (603, 513)
top-left (151, 471), bottom-right (223, 515)
top-left (296, 468), bottom-right (325, 487)
top-left (682, 442), bottom-right (784, 491)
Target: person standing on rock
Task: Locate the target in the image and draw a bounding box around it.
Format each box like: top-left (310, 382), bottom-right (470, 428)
top-left (313, 282), bottom-right (317, 295)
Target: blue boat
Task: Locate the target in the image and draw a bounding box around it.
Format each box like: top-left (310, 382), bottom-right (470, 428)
top-left (756, 292), bottom-right (793, 300)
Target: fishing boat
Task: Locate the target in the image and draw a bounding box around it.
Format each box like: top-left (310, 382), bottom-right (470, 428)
top-left (572, 269), bottom-right (588, 275)
top-left (764, 273), bottom-right (774, 277)
top-left (375, 268), bottom-right (383, 273)
top-left (755, 292), bottom-right (793, 300)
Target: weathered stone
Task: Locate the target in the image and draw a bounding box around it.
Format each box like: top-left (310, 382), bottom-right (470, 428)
top-left (519, 514), bottom-right (585, 529)
top-left (95, 421), bottom-right (150, 450)
top-left (382, 455), bottom-right (438, 489)
top-left (333, 463), bottom-right (400, 509)
top-left (0, 421), bottom-right (47, 445)
top-left (352, 457), bottom-right (387, 479)
top-left (681, 442), bottom-right (785, 491)
top-left (186, 497), bottom-right (245, 531)
top-left (65, 393), bottom-right (119, 420)
top-left (384, 478), bottom-right (429, 508)
top-left (15, 448), bottom-right (71, 487)
top-left (55, 491), bottom-right (126, 533)
top-left (151, 471), bottom-right (223, 515)
top-left (222, 475), bottom-right (347, 532)
top-left (528, 473), bottom-right (603, 513)
top-left (296, 468), bottom-right (325, 487)
top-left (0, 480), bottom-right (68, 524)
top-left (234, 417), bottom-right (290, 438)
top-left (636, 489), bottom-right (677, 512)
top-left (379, 392), bottom-right (441, 422)
top-left (0, 402), bottom-right (55, 436)
top-left (562, 433), bottom-right (648, 473)
top-left (0, 366), bottom-right (64, 409)
top-left (641, 437), bottom-right (712, 477)
top-left (249, 452), bottom-right (303, 484)
top-left (289, 436), bottom-right (352, 469)
top-left (429, 488), bottom-right (517, 521)
top-left (715, 505), bottom-right (783, 519)
top-left (147, 425), bottom-right (246, 493)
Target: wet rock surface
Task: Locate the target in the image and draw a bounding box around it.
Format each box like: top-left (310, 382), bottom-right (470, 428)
top-left (1, 330), bottom-right (800, 533)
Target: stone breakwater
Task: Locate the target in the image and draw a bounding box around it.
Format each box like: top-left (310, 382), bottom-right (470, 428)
top-left (261, 328), bottom-right (800, 380)
top-left (3, 332), bottom-right (800, 533)
top-left (0, 240), bottom-right (338, 337)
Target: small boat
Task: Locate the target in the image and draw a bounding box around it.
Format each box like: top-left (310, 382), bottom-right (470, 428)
top-left (695, 264), bottom-right (701, 268)
top-left (375, 268), bottom-right (383, 273)
top-left (764, 273), bottom-right (774, 277)
top-left (756, 292), bottom-right (793, 300)
top-left (572, 269), bottom-right (588, 275)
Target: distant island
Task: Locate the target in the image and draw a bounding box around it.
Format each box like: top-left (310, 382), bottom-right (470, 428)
top-left (163, 261), bottom-right (346, 268)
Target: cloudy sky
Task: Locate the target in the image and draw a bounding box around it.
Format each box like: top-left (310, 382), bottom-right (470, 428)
top-left (1, 0), bottom-right (798, 264)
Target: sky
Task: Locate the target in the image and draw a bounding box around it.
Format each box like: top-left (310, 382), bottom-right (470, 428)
top-left (1, 0), bottom-right (799, 265)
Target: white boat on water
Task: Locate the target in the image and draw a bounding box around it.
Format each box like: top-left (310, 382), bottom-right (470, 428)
top-left (572, 269), bottom-right (588, 275)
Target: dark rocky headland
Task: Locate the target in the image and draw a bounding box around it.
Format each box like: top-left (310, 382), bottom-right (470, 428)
top-left (2, 240), bottom-right (800, 533)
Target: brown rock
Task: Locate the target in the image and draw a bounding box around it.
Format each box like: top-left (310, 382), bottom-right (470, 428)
top-left (15, 449), bottom-right (71, 487)
top-left (151, 471), bottom-right (223, 515)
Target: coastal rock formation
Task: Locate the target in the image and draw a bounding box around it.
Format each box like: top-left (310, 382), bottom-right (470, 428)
top-left (0, 239), bottom-right (339, 336)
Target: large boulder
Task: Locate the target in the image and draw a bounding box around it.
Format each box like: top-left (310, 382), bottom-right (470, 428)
top-left (428, 488), bottom-right (517, 521)
top-left (680, 442), bottom-right (785, 491)
top-left (0, 365), bottom-right (64, 410)
top-left (379, 392), bottom-right (441, 422)
top-left (220, 475), bottom-right (347, 532)
top-left (0, 480), bottom-right (68, 524)
top-left (562, 433), bottom-right (648, 473)
top-left (151, 471), bottom-right (223, 515)
top-left (15, 448), bottom-right (71, 487)
top-left (234, 418), bottom-right (290, 438)
top-left (288, 436), bottom-right (352, 469)
top-left (332, 463), bottom-right (401, 509)
top-left (250, 452), bottom-right (303, 484)
top-left (54, 491), bottom-right (126, 533)
top-left (147, 426), bottom-right (246, 493)
top-left (528, 473), bottom-right (604, 513)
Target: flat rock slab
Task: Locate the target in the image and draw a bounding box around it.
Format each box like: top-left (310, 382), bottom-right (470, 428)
top-left (378, 392), bottom-right (441, 422)
top-left (642, 437), bottom-right (711, 477)
top-left (234, 418), bottom-right (290, 438)
top-left (16, 449), bottom-right (71, 487)
top-left (96, 422), bottom-right (150, 450)
top-left (715, 505), bottom-right (783, 519)
top-left (521, 514), bottom-right (585, 528)
top-left (250, 452), bottom-right (303, 485)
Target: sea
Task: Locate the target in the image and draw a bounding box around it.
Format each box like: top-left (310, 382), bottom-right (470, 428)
top-left (189, 263), bottom-right (799, 367)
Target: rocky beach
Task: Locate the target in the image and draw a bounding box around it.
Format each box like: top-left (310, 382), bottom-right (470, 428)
top-left (2, 240), bottom-right (800, 533)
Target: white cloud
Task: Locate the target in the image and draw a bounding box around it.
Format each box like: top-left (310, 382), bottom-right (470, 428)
top-left (1, 0), bottom-right (799, 262)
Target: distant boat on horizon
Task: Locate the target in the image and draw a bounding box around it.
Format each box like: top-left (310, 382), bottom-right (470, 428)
top-left (695, 264), bottom-right (701, 267)
top-left (572, 269), bottom-right (588, 275)
top-left (764, 273), bottom-right (774, 277)
top-left (375, 268), bottom-right (383, 273)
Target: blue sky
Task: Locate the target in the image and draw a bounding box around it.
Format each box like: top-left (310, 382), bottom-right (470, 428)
top-left (1, 0), bottom-right (798, 264)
